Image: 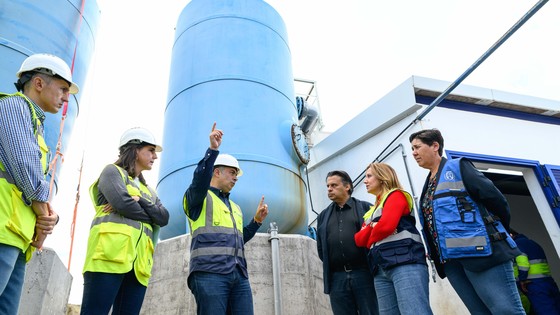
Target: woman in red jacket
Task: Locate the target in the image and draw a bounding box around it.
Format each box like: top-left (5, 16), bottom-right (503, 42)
top-left (355, 162), bottom-right (432, 315)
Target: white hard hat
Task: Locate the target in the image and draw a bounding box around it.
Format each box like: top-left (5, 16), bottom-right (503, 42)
top-left (214, 154), bottom-right (243, 176)
top-left (17, 53), bottom-right (79, 94)
top-left (119, 127), bottom-right (163, 152)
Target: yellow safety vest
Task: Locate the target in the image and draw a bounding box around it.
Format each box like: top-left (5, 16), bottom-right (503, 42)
top-left (363, 188), bottom-right (414, 223)
top-left (515, 253), bottom-right (552, 279)
top-left (0, 92), bottom-right (48, 261)
top-left (188, 191), bottom-right (244, 233)
top-left (82, 164), bottom-right (156, 286)
top-left (363, 188), bottom-right (423, 246)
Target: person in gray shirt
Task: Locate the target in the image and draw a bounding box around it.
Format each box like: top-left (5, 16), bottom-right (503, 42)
top-left (80, 127), bottom-right (169, 315)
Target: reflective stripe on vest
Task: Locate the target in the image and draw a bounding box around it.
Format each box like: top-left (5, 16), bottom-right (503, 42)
top-left (527, 259), bottom-right (552, 279)
top-left (91, 214), bottom-right (153, 240)
top-left (434, 180), bottom-right (465, 191)
top-left (191, 246), bottom-right (245, 259)
top-left (446, 236), bottom-right (489, 249)
top-left (375, 229), bottom-right (423, 247)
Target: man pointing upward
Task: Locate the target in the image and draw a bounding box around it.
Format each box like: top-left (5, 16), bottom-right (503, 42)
top-left (183, 122), bottom-right (269, 315)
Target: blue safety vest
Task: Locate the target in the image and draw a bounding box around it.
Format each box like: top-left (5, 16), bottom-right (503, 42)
top-left (428, 158), bottom-right (516, 262)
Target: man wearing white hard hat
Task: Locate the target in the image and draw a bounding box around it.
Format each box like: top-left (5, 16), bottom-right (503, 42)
top-left (183, 123), bottom-right (269, 315)
top-left (0, 53), bottom-right (78, 313)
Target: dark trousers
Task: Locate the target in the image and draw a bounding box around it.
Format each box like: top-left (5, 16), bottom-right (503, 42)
top-left (329, 268), bottom-right (379, 315)
top-left (188, 268), bottom-right (254, 315)
top-left (526, 277), bottom-right (560, 315)
top-left (80, 270), bottom-right (147, 315)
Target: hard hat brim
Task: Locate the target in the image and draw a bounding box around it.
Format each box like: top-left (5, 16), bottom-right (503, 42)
top-left (69, 82), bottom-right (79, 94)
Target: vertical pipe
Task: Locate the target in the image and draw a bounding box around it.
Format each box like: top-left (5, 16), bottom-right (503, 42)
top-left (397, 143), bottom-right (436, 281)
top-left (269, 222), bottom-right (282, 315)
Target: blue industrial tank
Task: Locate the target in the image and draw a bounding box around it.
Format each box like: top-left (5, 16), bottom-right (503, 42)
top-left (158, 0), bottom-right (310, 239)
top-left (0, 0), bottom-right (99, 193)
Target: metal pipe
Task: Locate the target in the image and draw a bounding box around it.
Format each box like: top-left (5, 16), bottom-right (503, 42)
top-left (398, 143), bottom-right (416, 198)
top-left (269, 222), bottom-right (282, 315)
top-left (397, 143), bottom-right (436, 282)
top-left (414, 0), bottom-right (549, 122)
top-left (354, 143), bottom-right (401, 186)
top-left (352, 0), bottom-right (549, 186)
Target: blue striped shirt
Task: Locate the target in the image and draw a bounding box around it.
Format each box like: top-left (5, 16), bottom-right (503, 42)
top-left (0, 94), bottom-right (50, 204)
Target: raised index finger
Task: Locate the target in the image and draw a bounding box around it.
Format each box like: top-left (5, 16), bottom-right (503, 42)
top-left (258, 195), bottom-right (265, 207)
top-left (211, 122), bottom-right (217, 132)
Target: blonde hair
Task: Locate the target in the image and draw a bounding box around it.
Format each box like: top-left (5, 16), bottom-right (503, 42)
top-left (367, 162), bottom-right (403, 196)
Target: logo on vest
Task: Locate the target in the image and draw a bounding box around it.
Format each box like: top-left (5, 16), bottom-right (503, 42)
top-left (444, 171), bottom-right (455, 181)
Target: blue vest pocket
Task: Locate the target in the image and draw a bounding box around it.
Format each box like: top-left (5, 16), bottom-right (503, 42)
top-left (371, 239), bottom-right (425, 270)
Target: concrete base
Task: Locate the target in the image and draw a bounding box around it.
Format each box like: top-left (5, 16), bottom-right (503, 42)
top-left (141, 232), bottom-right (471, 315)
top-left (141, 233), bottom-right (331, 315)
top-left (15, 234), bottom-right (469, 314)
top-left (19, 247), bottom-right (73, 315)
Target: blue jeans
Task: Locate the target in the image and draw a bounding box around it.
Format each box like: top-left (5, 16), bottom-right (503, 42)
top-left (188, 268), bottom-right (254, 315)
top-left (374, 263), bottom-right (432, 315)
top-left (80, 270), bottom-right (147, 315)
top-left (444, 259), bottom-right (525, 315)
top-left (0, 244), bottom-right (26, 315)
top-left (329, 269), bottom-right (378, 315)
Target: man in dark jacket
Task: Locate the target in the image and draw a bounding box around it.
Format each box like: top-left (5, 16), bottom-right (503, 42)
top-left (316, 170), bottom-right (378, 315)
top-left (183, 123), bottom-right (269, 315)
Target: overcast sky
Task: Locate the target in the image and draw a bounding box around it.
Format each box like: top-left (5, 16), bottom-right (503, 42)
top-left (43, 0), bottom-right (559, 304)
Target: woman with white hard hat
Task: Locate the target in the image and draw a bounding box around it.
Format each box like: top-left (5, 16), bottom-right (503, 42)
top-left (80, 127), bottom-right (169, 315)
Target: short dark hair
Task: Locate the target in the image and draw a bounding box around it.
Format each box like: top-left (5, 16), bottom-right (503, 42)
top-left (326, 170), bottom-right (353, 195)
top-left (16, 72), bottom-right (52, 93)
top-left (409, 129), bottom-right (444, 156)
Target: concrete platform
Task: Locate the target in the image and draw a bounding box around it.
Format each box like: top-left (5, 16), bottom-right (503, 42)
top-left (140, 231), bottom-right (469, 314)
top-left (140, 232), bottom-right (331, 315)
top-left (14, 232), bottom-right (469, 314)
top-left (19, 247), bottom-right (73, 315)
